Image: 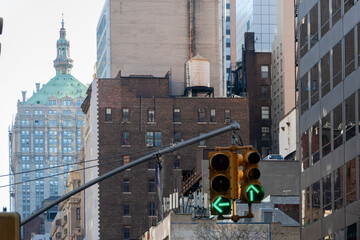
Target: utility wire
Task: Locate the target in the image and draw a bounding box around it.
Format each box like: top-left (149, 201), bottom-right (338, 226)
top-left (1, 146), bottom-right (164, 178)
top-left (0, 146), bottom-right (169, 189)
top-left (0, 150), bottom-right (155, 189)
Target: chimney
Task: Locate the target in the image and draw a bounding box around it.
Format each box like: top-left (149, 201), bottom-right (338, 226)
top-left (35, 83), bottom-right (40, 92)
top-left (244, 32), bottom-right (255, 51)
top-left (21, 91), bottom-right (27, 102)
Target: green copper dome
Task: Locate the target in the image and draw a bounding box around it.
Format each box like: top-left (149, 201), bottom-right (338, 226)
top-left (24, 18), bottom-right (87, 104)
top-left (25, 74), bottom-right (87, 104)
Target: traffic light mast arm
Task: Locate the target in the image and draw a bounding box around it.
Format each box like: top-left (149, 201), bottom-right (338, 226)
top-left (22, 121), bottom-right (240, 226)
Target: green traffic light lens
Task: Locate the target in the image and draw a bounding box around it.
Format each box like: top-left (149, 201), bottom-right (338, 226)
top-left (245, 184), bottom-right (264, 202)
top-left (212, 196), bottom-right (232, 215)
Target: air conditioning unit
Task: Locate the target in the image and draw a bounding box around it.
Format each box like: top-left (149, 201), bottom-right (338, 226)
top-left (146, 142), bottom-right (153, 147)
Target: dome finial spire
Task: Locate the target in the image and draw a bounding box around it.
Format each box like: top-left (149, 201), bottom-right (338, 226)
top-left (61, 13), bottom-right (64, 28)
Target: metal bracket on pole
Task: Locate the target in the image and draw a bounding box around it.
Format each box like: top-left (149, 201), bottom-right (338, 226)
top-left (217, 203), bottom-right (254, 223)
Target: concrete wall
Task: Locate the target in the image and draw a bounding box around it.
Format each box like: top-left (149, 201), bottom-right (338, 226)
top-left (108, 0), bottom-right (223, 96)
top-left (279, 108), bottom-right (297, 158)
top-left (142, 212), bottom-right (299, 240)
top-left (260, 160), bottom-right (300, 197)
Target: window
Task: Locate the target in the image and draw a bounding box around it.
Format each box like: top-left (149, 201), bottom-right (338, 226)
top-left (123, 179), bottom-right (130, 193)
top-left (322, 173), bottom-right (332, 217)
top-left (198, 108), bottom-right (205, 122)
top-left (261, 126), bottom-right (270, 140)
top-left (63, 120), bottom-right (71, 126)
top-left (122, 132), bottom-right (130, 145)
top-left (62, 131), bottom-right (72, 153)
top-left (309, 4), bottom-right (318, 48)
top-left (105, 108), bottom-right (112, 122)
top-left (332, 0), bottom-right (341, 26)
top-left (149, 202), bottom-right (156, 216)
top-left (155, 132), bottom-right (161, 146)
top-left (146, 132), bottom-right (161, 147)
top-left (173, 109), bottom-right (180, 122)
top-left (321, 0), bottom-right (329, 36)
top-left (210, 109), bottom-right (216, 122)
top-left (122, 108), bottom-right (129, 122)
top-left (261, 86), bottom-right (270, 100)
top-left (345, 28), bottom-right (355, 77)
top-left (146, 132), bottom-right (154, 147)
top-left (123, 204), bottom-right (130, 216)
top-left (261, 65), bottom-right (269, 78)
top-left (148, 109), bottom-right (155, 122)
top-left (174, 156), bottom-right (181, 169)
top-left (63, 100), bottom-right (71, 106)
top-left (225, 110), bottom-right (230, 122)
top-left (333, 40), bottom-right (342, 88)
top-left (62, 110), bottom-right (71, 115)
top-left (76, 110), bottom-right (83, 115)
top-left (334, 166), bottom-right (343, 211)
top-left (333, 104), bottom-right (343, 150)
top-left (261, 106), bottom-right (270, 119)
top-left (346, 158), bottom-right (356, 205)
top-left (345, 93), bottom-right (356, 141)
top-left (148, 179), bottom-right (155, 193)
top-left (76, 208), bottom-right (80, 220)
top-left (77, 100), bottom-right (82, 106)
top-left (174, 132), bottom-right (181, 143)
top-left (124, 226), bottom-right (130, 239)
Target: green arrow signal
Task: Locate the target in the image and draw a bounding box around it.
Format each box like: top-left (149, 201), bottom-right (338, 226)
top-left (212, 196), bottom-right (231, 215)
top-left (245, 184), bottom-right (264, 202)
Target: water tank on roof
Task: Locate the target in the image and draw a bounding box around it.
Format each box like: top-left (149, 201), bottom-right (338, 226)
top-left (186, 54), bottom-right (210, 88)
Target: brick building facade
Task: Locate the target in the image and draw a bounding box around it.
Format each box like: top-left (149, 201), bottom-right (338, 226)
top-left (233, 32), bottom-right (272, 157)
top-left (81, 71), bottom-right (250, 239)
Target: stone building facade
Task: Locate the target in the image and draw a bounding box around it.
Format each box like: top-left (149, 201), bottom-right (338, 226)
top-left (81, 72), bottom-right (250, 239)
top-left (9, 19), bottom-right (87, 238)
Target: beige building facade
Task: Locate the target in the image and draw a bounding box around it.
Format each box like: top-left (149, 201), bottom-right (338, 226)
top-left (271, 0), bottom-right (296, 154)
top-left (96, 0), bottom-right (226, 97)
top-left (50, 166), bottom-right (85, 240)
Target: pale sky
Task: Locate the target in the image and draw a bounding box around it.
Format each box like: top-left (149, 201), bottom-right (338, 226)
top-left (0, 0), bottom-right (105, 210)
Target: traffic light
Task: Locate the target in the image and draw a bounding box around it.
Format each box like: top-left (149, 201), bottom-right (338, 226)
top-left (209, 151), bottom-right (238, 215)
top-left (0, 212), bottom-right (21, 240)
top-left (240, 150), bottom-right (264, 203)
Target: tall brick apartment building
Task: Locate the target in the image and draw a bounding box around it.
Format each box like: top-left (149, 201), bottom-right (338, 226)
top-left (233, 32), bottom-right (272, 156)
top-left (81, 71), bottom-right (249, 239)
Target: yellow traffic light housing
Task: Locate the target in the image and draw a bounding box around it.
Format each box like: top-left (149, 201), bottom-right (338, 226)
top-left (240, 150), bottom-right (264, 203)
top-left (209, 151), bottom-right (232, 215)
top-left (0, 212), bottom-right (21, 240)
